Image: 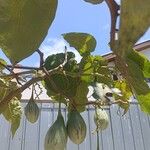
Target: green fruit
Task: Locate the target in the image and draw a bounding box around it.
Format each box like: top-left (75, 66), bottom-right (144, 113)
top-left (24, 99), bottom-right (40, 123)
top-left (94, 108), bottom-right (109, 131)
top-left (67, 110), bottom-right (87, 144)
top-left (44, 111), bottom-right (67, 150)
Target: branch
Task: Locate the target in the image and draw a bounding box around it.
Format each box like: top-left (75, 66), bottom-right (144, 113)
top-left (7, 64), bottom-right (41, 70)
top-left (36, 49), bottom-right (44, 68)
top-left (105, 0), bottom-right (120, 49)
top-left (0, 61), bottom-right (22, 85)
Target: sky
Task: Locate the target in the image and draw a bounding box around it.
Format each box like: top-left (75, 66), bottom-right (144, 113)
top-left (0, 0), bottom-right (150, 66)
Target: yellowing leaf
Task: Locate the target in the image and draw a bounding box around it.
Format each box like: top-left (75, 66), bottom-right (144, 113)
top-left (63, 32), bottom-right (96, 57)
top-left (0, 0), bottom-right (58, 63)
top-left (2, 98), bottom-right (22, 137)
top-left (114, 80), bottom-right (132, 115)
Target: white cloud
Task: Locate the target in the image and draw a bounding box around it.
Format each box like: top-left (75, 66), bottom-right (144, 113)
top-left (39, 37), bottom-right (82, 62)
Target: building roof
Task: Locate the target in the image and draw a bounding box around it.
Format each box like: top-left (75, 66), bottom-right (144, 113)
top-left (103, 40), bottom-right (150, 62)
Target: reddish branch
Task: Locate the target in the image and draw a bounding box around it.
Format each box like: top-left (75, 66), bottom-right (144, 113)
top-left (105, 0), bottom-right (120, 48)
top-left (36, 49), bottom-right (44, 68)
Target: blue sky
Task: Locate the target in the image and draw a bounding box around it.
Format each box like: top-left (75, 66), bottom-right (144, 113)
top-left (0, 0), bottom-right (150, 66)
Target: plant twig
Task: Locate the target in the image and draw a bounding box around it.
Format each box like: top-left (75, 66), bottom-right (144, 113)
top-left (6, 65), bottom-right (41, 70)
top-left (0, 61), bottom-right (22, 85)
top-left (105, 0), bottom-right (120, 49)
top-left (36, 49), bottom-right (44, 68)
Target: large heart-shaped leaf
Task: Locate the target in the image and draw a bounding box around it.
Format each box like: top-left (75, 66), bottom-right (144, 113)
top-left (0, 0), bottom-right (58, 63)
top-left (118, 0), bottom-right (150, 56)
top-left (62, 32), bottom-right (96, 57)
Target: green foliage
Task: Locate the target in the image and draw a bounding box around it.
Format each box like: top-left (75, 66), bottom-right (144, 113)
top-left (126, 50), bottom-right (150, 78)
top-left (63, 32), bottom-right (96, 57)
top-left (0, 79), bottom-right (22, 136)
top-left (43, 52), bottom-right (80, 100)
top-left (80, 55), bottom-right (113, 85)
top-left (126, 57), bottom-right (150, 113)
top-left (3, 98), bottom-right (22, 137)
top-left (71, 81), bottom-right (89, 112)
top-left (0, 0), bottom-right (58, 63)
top-left (118, 0), bottom-right (150, 56)
top-left (113, 0), bottom-right (150, 114)
top-left (0, 0), bottom-right (150, 143)
top-left (114, 80), bottom-right (132, 114)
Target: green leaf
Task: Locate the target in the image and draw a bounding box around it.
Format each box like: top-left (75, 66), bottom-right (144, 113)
top-left (62, 32), bottom-right (96, 57)
top-left (0, 79), bottom-right (22, 136)
top-left (125, 57), bottom-right (150, 114)
top-left (114, 80), bottom-right (132, 114)
top-left (137, 93), bottom-right (150, 114)
top-left (118, 0), bottom-right (150, 56)
top-left (83, 0), bottom-right (104, 5)
top-left (43, 52), bottom-right (80, 99)
top-left (80, 55), bottom-right (112, 85)
top-left (126, 58), bottom-right (150, 95)
top-left (114, 80), bottom-right (132, 100)
top-left (71, 81), bottom-right (89, 112)
top-left (126, 50), bottom-right (150, 78)
top-left (0, 0), bottom-right (58, 63)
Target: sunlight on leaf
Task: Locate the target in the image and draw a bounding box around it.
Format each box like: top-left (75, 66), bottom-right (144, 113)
top-left (0, 0), bottom-right (58, 63)
top-left (63, 32), bottom-right (96, 57)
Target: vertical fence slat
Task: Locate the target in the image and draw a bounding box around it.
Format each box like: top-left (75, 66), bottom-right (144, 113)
top-left (120, 110), bottom-right (136, 150)
top-left (39, 103), bottom-right (53, 150)
top-left (0, 115), bottom-right (10, 150)
top-left (101, 109), bottom-right (115, 150)
top-left (109, 105), bottom-right (125, 150)
top-left (129, 105), bottom-right (145, 150)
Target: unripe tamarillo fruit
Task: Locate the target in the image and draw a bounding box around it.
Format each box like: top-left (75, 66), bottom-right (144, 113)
top-left (24, 98), bottom-right (40, 123)
top-left (44, 111), bottom-right (67, 150)
top-left (67, 110), bottom-right (87, 144)
top-left (94, 108), bottom-right (109, 131)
